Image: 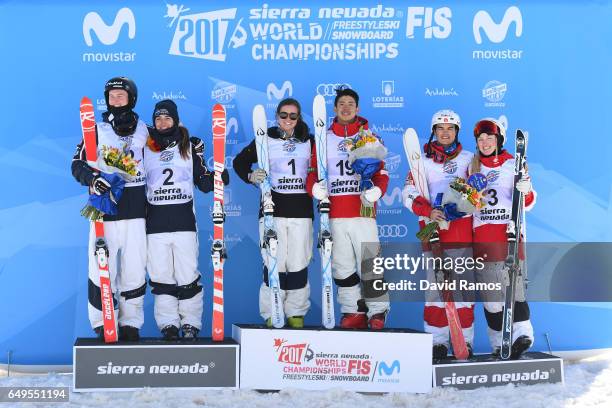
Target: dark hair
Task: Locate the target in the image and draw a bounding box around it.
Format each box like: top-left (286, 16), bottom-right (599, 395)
top-left (334, 87), bottom-right (359, 107)
top-left (177, 126), bottom-right (191, 160)
top-left (276, 98), bottom-right (302, 117)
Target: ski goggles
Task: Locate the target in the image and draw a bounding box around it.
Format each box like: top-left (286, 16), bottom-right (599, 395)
top-left (278, 112), bottom-right (299, 120)
top-left (473, 120), bottom-right (501, 137)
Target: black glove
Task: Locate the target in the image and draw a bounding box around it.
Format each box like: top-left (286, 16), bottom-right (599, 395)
top-left (91, 175), bottom-right (111, 195)
top-left (221, 168), bottom-right (230, 185)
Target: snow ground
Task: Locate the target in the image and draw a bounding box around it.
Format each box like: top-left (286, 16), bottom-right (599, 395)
top-left (1, 353), bottom-right (611, 408)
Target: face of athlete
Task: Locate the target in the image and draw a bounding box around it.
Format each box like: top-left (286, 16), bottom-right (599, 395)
top-left (334, 95), bottom-right (359, 125)
top-left (276, 104), bottom-right (299, 134)
top-left (477, 133), bottom-right (498, 156)
top-left (155, 114), bottom-right (174, 132)
top-left (108, 89), bottom-right (129, 108)
top-left (434, 123), bottom-right (457, 146)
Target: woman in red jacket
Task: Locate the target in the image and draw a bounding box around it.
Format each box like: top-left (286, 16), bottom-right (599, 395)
top-left (471, 118), bottom-right (536, 359)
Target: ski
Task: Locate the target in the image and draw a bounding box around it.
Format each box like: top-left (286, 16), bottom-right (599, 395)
top-left (253, 105), bottom-right (284, 328)
top-left (500, 129), bottom-right (528, 360)
top-left (211, 103), bottom-right (227, 341)
top-left (403, 128), bottom-right (468, 360)
top-left (80, 96), bottom-right (118, 343)
top-left (313, 94), bottom-right (335, 329)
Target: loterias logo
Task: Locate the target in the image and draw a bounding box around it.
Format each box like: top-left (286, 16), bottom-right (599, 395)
top-left (274, 338), bottom-right (314, 365)
top-left (82, 8), bottom-right (137, 63)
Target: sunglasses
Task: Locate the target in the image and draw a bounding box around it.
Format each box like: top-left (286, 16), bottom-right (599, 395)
top-left (278, 112), bottom-right (299, 120)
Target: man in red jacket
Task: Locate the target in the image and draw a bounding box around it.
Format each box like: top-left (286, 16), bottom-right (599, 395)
top-left (306, 87), bottom-right (390, 329)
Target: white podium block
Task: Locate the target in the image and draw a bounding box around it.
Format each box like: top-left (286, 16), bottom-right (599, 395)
top-left (233, 324), bottom-right (432, 393)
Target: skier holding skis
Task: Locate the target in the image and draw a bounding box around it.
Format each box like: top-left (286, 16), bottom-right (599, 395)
top-left (306, 87), bottom-right (390, 330)
top-left (72, 77), bottom-right (148, 341)
top-left (233, 98), bottom-right (314, 328)
top-left (470, 118), bottom-right (535, 358)
top-left (144, 99), bottom-right (229, 340)
top-left (402, 109), bottom-right (475, 358)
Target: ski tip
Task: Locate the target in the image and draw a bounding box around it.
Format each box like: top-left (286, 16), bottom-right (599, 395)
top-left (403, 128), bottom-right (418, 137)
top-left (313, 94), bottom-right (325, 105)
top-left (212, 103), bottom-right (225, 114)
top-left (80, 96), bottom-right (93, 106)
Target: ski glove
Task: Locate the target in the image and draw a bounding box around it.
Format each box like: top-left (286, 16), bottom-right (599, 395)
top-left (312, 180), bottom-right (329, 201)
top-left (515, 174), bottom-right (532, 194)
top-left (248, 168), bottom-right (267, 185)
top-left (360, 186), bottom-right (382, 206)
top-left (91, 175), bottom-right (111, 195)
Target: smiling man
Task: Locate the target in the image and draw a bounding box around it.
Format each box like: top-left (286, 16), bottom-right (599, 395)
top-left (307, 87), bottom-right (390, 330)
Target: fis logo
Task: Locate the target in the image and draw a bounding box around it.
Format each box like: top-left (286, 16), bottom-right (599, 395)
top-left (283, 140), bottom-right (297, 153)
top-left (267, 81), bottom-right (293, 100)
top-left (473, 6), bottom-right (523, 44)
top-left (169, 8), bottom-right (240, 61)
top-left (406, 7), bottom-right (452, 39)
top-left (160, 151), bottom-right (174, 162)
top-left (486, 170), bottom-right (501, 184)
top-left (83, 7), bottom-right (136, 46)
top-left (443, 161), bottom-right (458, 174)
top-left (337, 140), bottom-right (350, 153)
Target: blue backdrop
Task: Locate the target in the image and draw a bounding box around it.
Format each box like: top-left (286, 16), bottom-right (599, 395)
top-left (0, 1), bottom-right (611, 364)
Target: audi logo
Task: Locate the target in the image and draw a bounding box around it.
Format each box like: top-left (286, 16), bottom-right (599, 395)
top-left (378, 224), bottom-right (408, 238)
top-left (316, 83), bottom-right (352, 97)
top-left (207, 155), bottom-right (234, 170)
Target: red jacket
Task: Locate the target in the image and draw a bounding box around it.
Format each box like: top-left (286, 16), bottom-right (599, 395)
top-left (306, 116), bottom-right (389, 218)
top-left (472, 151), bottom-right (536, 261)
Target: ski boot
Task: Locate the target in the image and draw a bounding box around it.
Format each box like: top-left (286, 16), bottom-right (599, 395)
top-left (287, 316), bottom-right (304, 328)
top-left (93, 326), bottom-right (104, 340)
top-left (511, 335), bottom-right (532, 359)
top-left (340, 313), bottom-right (368, 329)
top-left (181, 324), bottom-right (199, 340)
top-left (119, 325), bottom-right (140, 341)
top-left (433, 344), bottom-right (449, 359)
top-left (161, 325), bottom-right (179, 341)
top-left (368, 312), bottom-right (387, 330)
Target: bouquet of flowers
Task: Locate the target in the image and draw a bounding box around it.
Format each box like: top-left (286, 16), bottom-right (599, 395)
top-left (81, 143), bottom-right (140, 221)
top-left (416, 173), bottom-right (488, 242)
top-left (345, 127), bottom-right (388, 217)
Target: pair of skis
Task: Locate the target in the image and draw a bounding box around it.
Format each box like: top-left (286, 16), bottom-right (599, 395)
top-left (403, 128), bottom-right (529, 360)
top-left (403, 128), bottom-right (469, 360)
top-left (80, 97), bottom-right (118, 343)
top-left (251, 95), bottom-right (334, 329)
top-left (500, 130), bottom-right (528, 360)
top-left (80, 98), bottom-right (228, 342)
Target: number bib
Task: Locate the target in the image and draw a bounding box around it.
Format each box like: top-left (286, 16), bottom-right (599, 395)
top-left (423, 149), bottom-right (472, 203)
top-left (269, 137), bottom-right (310, 194)
top-left (474, 159), bottom-right (515, 226)
top-left (96, 121), bottom-right (147, 187)
top-left (326, 132), bottom-right (360, 196)
top-left (144, 144), bottom-right (194, 205)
